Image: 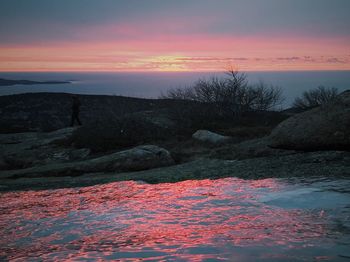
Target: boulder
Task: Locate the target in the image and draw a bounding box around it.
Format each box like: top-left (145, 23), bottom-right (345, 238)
top-left (268, 90), bottom-right (350, 150)
top-left (0, 127), bottom-right (76, 151)
top-left (83, 145), bottom-right (174, 172)
top-left (192, 130), bottom-right (231, 145)
top-left (0, 145), bottom-right (174, 178)
top-left (0, 127), bottom-right (79, 169)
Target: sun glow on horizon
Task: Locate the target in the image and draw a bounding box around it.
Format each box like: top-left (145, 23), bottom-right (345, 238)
top-left (0, 33), bottom-right (349, 72)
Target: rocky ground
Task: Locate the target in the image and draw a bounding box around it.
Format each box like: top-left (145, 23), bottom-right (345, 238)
top-left (1, 150), bottom-right (349, 192)
top-left (0, 91), bottom-right (349, 192)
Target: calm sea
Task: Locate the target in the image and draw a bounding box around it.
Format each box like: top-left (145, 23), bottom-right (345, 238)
top-left (1, 71), bottom-right (349, 106)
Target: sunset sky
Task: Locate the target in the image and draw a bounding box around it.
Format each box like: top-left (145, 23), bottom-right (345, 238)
top-left (0, 0), bottom-right (349, 72)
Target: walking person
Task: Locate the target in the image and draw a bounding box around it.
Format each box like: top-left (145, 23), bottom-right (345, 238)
top-left (70, 95), bottom-right (82, 126)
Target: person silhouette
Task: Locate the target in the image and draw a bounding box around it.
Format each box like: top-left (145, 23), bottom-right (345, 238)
top-left (70, 95), bottom-right (82, 126)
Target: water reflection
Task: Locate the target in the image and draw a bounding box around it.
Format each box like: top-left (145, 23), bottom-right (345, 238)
top-left (0, 177), bottom-right (349, 261)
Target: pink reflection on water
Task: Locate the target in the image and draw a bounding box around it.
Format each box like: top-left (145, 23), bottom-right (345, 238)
top-left (0, 178), bottom-right (334, 261)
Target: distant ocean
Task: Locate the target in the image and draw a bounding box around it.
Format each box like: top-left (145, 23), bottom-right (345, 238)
top-left (1, 71), bottom-right (349, 106)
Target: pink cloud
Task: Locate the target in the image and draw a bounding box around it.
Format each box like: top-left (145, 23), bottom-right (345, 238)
top-left (0, 32), bottom-right (349, 71)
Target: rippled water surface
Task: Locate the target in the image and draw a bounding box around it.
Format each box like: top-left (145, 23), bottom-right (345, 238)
top-left (1, 177), bottom-right (350, 261)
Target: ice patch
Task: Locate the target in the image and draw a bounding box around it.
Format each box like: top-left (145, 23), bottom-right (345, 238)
top-left (260, 187), bottom-right (350, 209)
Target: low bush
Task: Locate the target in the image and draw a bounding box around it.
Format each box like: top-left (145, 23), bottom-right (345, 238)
top-left (293, 86), bottom-right (338, 109)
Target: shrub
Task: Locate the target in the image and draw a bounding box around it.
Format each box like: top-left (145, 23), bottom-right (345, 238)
top-left (293, 86), bottom-right (338, 110)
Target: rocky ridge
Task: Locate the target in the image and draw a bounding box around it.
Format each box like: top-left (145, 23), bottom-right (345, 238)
top-left (0, 91), bottom-right (349, 192)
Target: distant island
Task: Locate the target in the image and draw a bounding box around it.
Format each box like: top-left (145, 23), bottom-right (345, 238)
top-left (0, 78), bottom-right (71, 86)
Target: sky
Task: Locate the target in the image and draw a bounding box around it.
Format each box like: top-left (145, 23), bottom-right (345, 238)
top-left (0, 0), bottom-right (349, 72)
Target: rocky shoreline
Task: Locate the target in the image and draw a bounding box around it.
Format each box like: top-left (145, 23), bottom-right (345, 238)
top-left (0, 91), bottom-right (349, 192)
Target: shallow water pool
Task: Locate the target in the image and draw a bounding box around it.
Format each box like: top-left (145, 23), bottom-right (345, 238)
top-left (0, 177), bottom-right (349, 261)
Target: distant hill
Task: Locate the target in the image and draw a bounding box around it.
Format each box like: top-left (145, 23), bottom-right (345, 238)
top-left (0, 92), bottom-right (179, 133)
top-left (0, 92), bottom-right (290, 136)
top-left (0, 78), bottom-right (71, 86)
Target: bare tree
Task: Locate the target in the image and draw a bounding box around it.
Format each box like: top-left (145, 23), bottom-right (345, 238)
top-left (293, 86), bottom-right (338, 109)
top-left (162, 70), bottom-right (284, 115)
top-left (249, 81), bottom-right (284, 111)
